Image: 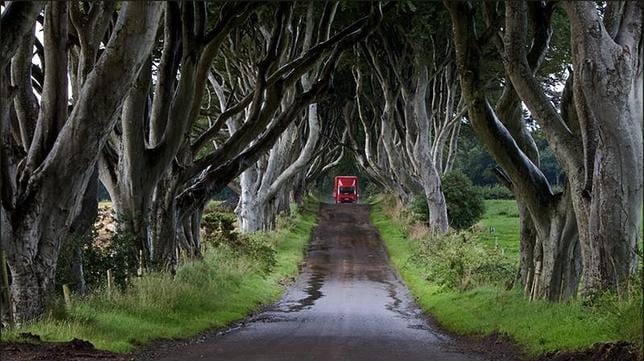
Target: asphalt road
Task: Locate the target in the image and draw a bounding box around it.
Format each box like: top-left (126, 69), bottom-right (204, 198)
top-left (148, 203), bottom-right (484, 361)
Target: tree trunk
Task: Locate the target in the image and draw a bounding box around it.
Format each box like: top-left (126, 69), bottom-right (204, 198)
top-left (517, 200), bottom-right (536, 293)
top-left (2, 3), bottom-right (163, 323)
top-left (238, 164), bottom-right (266, 233)
top-left (422, 167), bottom-right (449, 232)
top-left (10, 262), bottom-right (51, 324)
top-left (149, 173), bottom-right (179, 272)
top-left (445, 1), bottom-right (583, 300)
top-left (413, 65), bottom-right (448, 232)
top-left (564, 1), bottom-right (643, 294)
top-left (66, 167), bottom-right (99, 294)
top-left (529, 190), bottom-right (581, 300)
top-left (182, 208), bottom-right (203, 259)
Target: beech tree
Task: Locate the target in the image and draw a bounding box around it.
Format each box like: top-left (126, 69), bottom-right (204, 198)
top-left (133, 3), bottom-right (385, 263)
top-left (97, 2), bottom-right (257, 268)
top-left (1, 2), bottom-right (163, 323)
top-left (236, 2), bottom-right (336, 232)
top-left (346, 19), bottom-right (465, 232)
top-left (445, 0), bottom-right (642, 299)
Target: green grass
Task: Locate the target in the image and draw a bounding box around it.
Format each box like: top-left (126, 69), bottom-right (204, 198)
top-left (372, 197), bottom-right (641, 356)
top-left (1, 198), bottom-right (319, 353)
top-left (477, 199), bottom-right (520, 260)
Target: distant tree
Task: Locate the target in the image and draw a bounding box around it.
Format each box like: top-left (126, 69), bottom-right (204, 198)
top-left (532, 130), bottom-right (565, 187)
top-left (452, 125), bottom-right (498, 186)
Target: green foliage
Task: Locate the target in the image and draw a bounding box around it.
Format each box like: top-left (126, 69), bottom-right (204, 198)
top-left (57, 228), bottom-right (139, 292)
top-left (452, 125), bottom-right (499, 186)
top-left (410, 195), bottom-right (429, 223)
top-left (92, 232), bottom-right (139, 289)
top-left (362, 182), bottom-right (380, 199)
top-left (4, 197), bottom-right (319, 353)
top-left (410, 231), bottom-right (516, 291)
top-left (201, 211), bottom-right (276, 272)
top-left (475, 185), bottom-right (515, 200)
top-left (409, 171), bottom-right (485, 230)
top-left (442, 171), bottom-right (485, 230)
top-left (372, 196), bottom-right (642, 355)
top-left (201, 211), bottom-right (236, 237)
top-left (532, 130), bottom-right (566, 187)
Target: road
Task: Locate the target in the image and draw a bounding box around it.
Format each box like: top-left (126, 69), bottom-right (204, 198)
top-left (146, 203), bottom-right (485, 361)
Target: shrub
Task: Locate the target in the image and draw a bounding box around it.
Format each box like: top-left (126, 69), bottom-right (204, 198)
top-left (410, 172), bottom-right (485, 230)
top-left (410, 230), bottom-right (516, 291)
top-left (410, 195), bottom-right (430, 223)
top-left (201, 211), bottom-right (276, 272)
top-left (84, 232), bottom-right (139, 290)
top-left (475, 185), bottom-right (515, 200)
top-left (442, 171), bottom-right (485, 229)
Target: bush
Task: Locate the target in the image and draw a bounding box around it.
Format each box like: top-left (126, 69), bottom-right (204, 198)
top-left (442, 171), bottom-right (485, 229)
top-left (410, 195), bottom-right (430, 223)
top-left (410, 172), bottom-right (485, 230)
top-left (56, 227), bottom-right (140, 292)
top-left (410, 230), bottom-right (516, 291)
top-left (84, 232), bottom-right (139, 290)
top-left (475, 185), bottom-right (515, 200)
top-left (201, 211), bottom-right (276, 272)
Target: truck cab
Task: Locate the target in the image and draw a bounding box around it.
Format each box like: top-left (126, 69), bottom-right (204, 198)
top-left (334, 176), bottom-right (359, 203)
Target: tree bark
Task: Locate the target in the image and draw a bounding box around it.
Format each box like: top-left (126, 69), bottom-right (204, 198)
top-left (565, 1), bottom-right (643, 292)
top-left (149, 172), bottom-right (179, 272)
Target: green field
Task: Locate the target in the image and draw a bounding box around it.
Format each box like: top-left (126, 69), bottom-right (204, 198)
top-left (478, 199), bottom-right (520, 260)
top-left (372, 197), bottom-right (642, 356)
top-left (1, 198), bottom-right (319, 353)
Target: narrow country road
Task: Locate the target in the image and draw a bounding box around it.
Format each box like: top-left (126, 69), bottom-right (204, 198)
top-left (143, 203), bottom-right (485, 361)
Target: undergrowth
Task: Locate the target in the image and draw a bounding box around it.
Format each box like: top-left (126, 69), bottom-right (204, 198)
top-left (1, 197), bottom-right (319, 353)
top-left (372, 194), bottom-right (642, 356)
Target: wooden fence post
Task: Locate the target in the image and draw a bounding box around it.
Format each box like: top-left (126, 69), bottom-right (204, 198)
top-left (62, 284), bottom-right (72, 311)
top-left (530, 261), bottom-right (542, 301)
top-left (137, 249), bottom-right (144, 277)
top-left (107, 269), bottom-right (113, 297)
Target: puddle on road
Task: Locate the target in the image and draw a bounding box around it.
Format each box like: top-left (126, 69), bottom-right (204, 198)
top-left (280, 265), bottom-right (327, 313)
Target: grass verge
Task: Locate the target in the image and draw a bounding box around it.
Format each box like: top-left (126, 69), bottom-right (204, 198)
top-left (371, 196), bottom-right (642, 356)
top-left (1, 198), bottom-right (318, 353)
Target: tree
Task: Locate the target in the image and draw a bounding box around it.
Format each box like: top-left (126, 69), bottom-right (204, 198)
top-left (236, 2), bottom-right (335, 232)
top-left (346, 6), bottom-right (466, 232)
top-left (159, 3), bottom-right (386, 260)
top-left (97, 2), bottom-right (257, 268)
top-left (1, 2), bottom-right (163, 323)
top-left (445, 0), bottom-right (642, 300)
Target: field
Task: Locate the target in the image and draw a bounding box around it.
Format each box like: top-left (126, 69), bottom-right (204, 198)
top-left (478, 199), bottom-right (520, 261)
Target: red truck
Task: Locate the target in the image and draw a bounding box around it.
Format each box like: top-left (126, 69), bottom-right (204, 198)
top-left (333, 176), bottom-right (359, 203)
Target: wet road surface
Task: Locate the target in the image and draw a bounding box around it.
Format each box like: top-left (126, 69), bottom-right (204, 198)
top-left (148, 203), bottom-right (485, 361)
